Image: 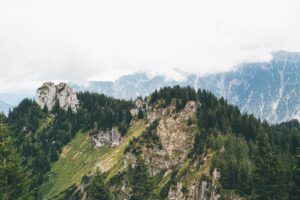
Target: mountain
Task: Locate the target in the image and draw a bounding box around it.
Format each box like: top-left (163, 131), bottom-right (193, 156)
top-left (0, 93), bottom-right (32, 106)
top-left (72, 51), bottom-right (300, 123)
top-left (4, 84), bottom-right (299, 199)
top-left (0, 93), bottom-right (34, 114)
top-left (198, 51), bottom-right (300, 123)
top-left (0, 100), bottom-right (12, 115)
top-left (71, 73), bottom-right (181, 100)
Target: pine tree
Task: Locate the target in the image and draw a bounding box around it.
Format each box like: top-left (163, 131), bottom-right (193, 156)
top-left (252, 128), bottom-right (286, 200)
top-left (87, 170), bottom-right (113, 200)
top-left (0, 123), bottom-right (31, 200)
top-left (175, 99), bottom-right (181, 112)
top-left (237, 158), bottom-right (253, 195)
top-left (290, 147), bottom-right (300, 199)
top-left (128, 156), bottom-right (153, 200)
top-left (150, 90), bottom-right (158, 104)
top-left (137, 108), bottom-right (144, 119)
top-left (187, 117), bottom-right (193, 126)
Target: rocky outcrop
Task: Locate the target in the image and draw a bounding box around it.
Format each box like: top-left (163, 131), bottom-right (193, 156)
top-left (188, 180), bottom-right (220, 200)
top-left (91, 128), bottom-right (121, 147)
top-left (146, 100), bottom-right (198, 123)
top-left (167, 182), bottom-right (185, 200)
top-left (130, 97), bottom-right (147, 117)
top-left (150, 101), bottom-right (198, 168)
top-left (124, 101), bottom-right (199, 176)
top-left (36, 82), bottom-right (57, 111)
top-left (167, 168), bottom-right (221, 200)
top-left (36, 82), bottom-right (79, 112)
top-left (156, 102), bottom-right (197, 164)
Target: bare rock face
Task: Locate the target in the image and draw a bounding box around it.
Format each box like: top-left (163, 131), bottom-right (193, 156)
top-left (167, 182), bottom-right (185, 200)
top-left (189, 180), bottom-right (220, 200)
top-left (124, 101), bottom-right (199, 176)
top-left (167, 168), bottom-right (221, 200)
top-left (36, 82), bottom-right (79, 112)
top-left (56, 83), bottom-right (79, 112)
top-left (36, 82), bottom-right (57, 110)
top-left (91, 128), bottom-right (121, 147)
top-left (130, 97), bottom-right (147, 116)
top-left (154, 101), bottom-right (198, 165)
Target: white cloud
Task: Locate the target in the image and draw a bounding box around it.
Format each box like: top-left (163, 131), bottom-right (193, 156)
top-left (0, 0), bottom-right (300, 92)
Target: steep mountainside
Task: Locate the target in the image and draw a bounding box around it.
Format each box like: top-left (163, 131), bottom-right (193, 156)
top-left (0, 83), bottom-right (300, 200)
top-left (73, 51), bottom-right (300, 123)
top-left (4, 84), bottom-right (300, 200)
top-left (198, 51), bottom-right (300, 123)
top-left (38, 89), bottom-right (225, 200)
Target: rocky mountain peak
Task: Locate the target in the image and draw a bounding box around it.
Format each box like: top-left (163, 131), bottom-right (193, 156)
top-left (36, 82), bottom-right (79, 112)
top-left (71, 51), bottom-right (300, 123)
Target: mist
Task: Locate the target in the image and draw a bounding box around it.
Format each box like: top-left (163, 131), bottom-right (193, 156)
top-left (0, 0), bottom-right (300, 92)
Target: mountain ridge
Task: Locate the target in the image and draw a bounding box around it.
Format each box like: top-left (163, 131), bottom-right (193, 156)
top-left (4, 84), bottom-right (300, 199)
top-left (0, 100), bottom-right (12, 115)
top-left (72, 51), bottom-right (300, 123)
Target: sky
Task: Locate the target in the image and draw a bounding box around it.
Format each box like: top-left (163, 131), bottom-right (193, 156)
top-left (0, 0), bottom-right (300, 92)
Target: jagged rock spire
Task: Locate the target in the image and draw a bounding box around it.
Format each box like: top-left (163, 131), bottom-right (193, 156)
top-left (36, 82), bottom-right (79, 112)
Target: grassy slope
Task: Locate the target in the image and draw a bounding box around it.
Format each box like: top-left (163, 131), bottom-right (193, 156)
top-left (40, 120), bottom-right (146, 199)
top-left (95, 120), bottom-right (147, 180)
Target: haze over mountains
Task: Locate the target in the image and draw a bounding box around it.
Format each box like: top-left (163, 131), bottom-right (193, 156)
top-left (0, 100), bottom-right (11, 115)
top-left (72, 51), bottom-right (300, 123)
top-left (1, 51), bottom-right (300, 123)
top-left (0, 93), bottom-right (33, 115)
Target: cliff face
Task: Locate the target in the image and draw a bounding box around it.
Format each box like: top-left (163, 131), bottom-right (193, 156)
top-left (36, 82), bottom-right (79, 112)
top-left (167, 168), bottom-right (221, 200)
top-left (119, 100), bottom-right (223, 200)
top-left (91, 128), bottom-right (121, 148)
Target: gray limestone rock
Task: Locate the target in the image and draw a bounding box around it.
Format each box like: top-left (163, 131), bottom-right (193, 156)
top-left (36, 82), bottom-right (79, 112)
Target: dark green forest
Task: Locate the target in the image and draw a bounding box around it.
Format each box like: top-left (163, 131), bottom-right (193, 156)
top-left (1, 86), bottom-right (300, 199)
top-left (2, 92), bottom-right (133, 199)
top-left (150, 87), bottom-right (300, 199)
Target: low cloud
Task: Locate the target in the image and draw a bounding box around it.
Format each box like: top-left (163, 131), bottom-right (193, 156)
top-left (0, 0), bottom-right (300, 92)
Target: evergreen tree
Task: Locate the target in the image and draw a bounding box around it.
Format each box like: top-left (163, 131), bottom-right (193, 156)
top-left (237, 158), bottom-right (253, 195)
top-left (137, 108), bottom-right (144, 119)
top-left (128, 156), bottom-right (153, 200)
top-left (87, 170), bottom-right (113, 200)
top-left (290, 147), bottom-right (300, 199)
top-left (187, 117), bottom-right (193, 126)
top-left (175, 99), bottom-right (181, 112)
top-left (0, 123), bottom-right (31, 200)
top-left (150, 89), bottom-right (158, 104)
top-left (252, 128), bottom-right (286, 200)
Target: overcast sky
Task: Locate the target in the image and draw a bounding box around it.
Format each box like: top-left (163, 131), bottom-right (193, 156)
top-left (0, 0), bottom-right (300, 92)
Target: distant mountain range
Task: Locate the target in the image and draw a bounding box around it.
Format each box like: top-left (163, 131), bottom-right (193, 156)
top-left (72, 51), bottom-right (300, 123)
top-left (0, 100), bottom-right (12, 115)
top-left (0, 93), bottom-right (34, 115)
top-left (1, 51), bottom-right (299, 123)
